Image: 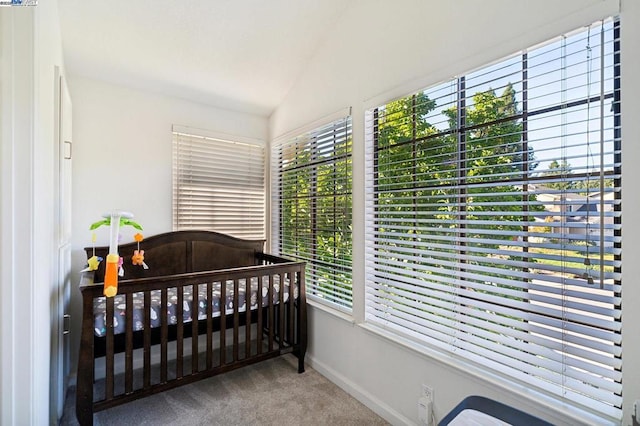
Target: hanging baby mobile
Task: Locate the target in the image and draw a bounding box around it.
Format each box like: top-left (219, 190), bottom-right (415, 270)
top-left (81, 210), bottom-right (147, 298)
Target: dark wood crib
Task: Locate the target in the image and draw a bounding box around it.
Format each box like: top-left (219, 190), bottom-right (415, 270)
top-left (75, 230), bottom-right (307, 425)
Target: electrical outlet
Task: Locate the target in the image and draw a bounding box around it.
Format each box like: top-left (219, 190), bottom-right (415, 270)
top-left (418, 397), bottom-right (432, 425)
top-left (422, 384), bottom-right (434, 402)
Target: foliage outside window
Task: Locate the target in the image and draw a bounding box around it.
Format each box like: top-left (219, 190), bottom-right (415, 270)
top-left (272, 115), bottom-right (353, 310)
top-left (365, 20), bottom-right (621, 420)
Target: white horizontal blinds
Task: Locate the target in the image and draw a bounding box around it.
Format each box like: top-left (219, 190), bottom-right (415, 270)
top-left (365, 19), bottom-right (621, 420)
top-left (273, 116), bottom-right (353, 310)
top-left (173, 130), bottom-right (265, 239)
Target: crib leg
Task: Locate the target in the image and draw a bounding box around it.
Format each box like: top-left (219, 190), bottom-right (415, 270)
top-left (75, 399), bottom-right (93, 426)
top-left (77, 291), bottom-right (95, 426)
top-left (76, 348), bottom-right (95, 425)
top-left (296, 269), bottom-right (307, 374)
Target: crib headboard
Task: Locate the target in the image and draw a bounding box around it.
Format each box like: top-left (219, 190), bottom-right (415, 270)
top-left (85, 230), bottom-right (266, 282)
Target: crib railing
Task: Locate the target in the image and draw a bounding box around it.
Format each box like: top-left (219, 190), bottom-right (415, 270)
top-left (75, 257), bottom-right (306, 426)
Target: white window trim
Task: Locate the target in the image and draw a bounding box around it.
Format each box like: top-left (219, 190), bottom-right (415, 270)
top-left (172, 125), bottom-right (266, 239)
top-left (363, 18), bottom-right (621, 422)
top-left (271, 107), bottom-right (354, 313)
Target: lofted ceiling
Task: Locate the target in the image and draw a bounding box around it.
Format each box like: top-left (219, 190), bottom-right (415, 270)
top-left (58, 0), bottom-right (351, 116)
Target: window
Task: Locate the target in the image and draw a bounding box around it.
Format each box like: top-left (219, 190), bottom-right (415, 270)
top-left (172, 126), bottom-right (265, 239)
top-left (365, 20), bottom-right (621, 419)
top-left (272, 113), bottom-right (353, 310)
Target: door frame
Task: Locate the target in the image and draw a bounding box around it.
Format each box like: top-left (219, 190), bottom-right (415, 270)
top-left (0, 8), bottom-right (50, 425)
top-left (50, 65), bottom-right (72, 423)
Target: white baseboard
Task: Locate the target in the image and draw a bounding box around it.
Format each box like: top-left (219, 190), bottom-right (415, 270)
top-left (306, 354), bottom-right (415, 426)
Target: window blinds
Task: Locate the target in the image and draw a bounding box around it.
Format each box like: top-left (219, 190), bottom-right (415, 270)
top-left (173, 128), bottom-right (265, 239)
top-left (364, 19), bottom-right (621, 420)
top-left (272, 115), bottom-right (353, 310)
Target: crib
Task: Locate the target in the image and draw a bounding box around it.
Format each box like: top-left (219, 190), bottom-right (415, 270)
top-left (75, 230), bottom-right (307, 425)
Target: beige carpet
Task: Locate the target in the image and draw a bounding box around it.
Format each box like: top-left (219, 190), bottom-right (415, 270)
top-left (60, 354), bottom-right (389, 426)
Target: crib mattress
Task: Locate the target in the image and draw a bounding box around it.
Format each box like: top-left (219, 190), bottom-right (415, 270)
top-left (93, 277), bottom-right (295, 337)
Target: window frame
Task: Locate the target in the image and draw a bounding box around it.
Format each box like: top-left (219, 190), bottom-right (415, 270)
top-left (271, 109), bottom-right (354, 312)
top-left (364, 18), bottom-right (621, 421)
top-left (172, 125), bottom-right (266, 239)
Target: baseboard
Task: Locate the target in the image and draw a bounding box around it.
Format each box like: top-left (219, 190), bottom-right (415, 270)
top-left (307, 354), bottom-right (415, 426)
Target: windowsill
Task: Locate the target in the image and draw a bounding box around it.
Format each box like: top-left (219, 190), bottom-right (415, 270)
top-left (307, 298), bottom-right (355, 324)
top-left (357, 322), bottom-right (618, 426)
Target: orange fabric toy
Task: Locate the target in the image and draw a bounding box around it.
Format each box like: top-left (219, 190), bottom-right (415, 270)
top-left (132, 249), bottom-right (145, 266)
top-left (132, 233), bottom-right (149, 269)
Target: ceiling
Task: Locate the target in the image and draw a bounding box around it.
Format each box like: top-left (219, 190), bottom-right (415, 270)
top-left (58, 0), bottom-right (351, 116)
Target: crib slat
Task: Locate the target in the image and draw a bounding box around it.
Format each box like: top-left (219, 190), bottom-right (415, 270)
top-left (105, 296), bottom-right (115, 400)
top-left (161, 288), bottom-right (168, 383)
top-left (125, 293), bottom-right (134, 394)
top-left (233, 279), bottom-right (239, 362)
top-left (192, 283), bottom-right (198, 374)
top-left (143, 291), bottom-right (151, 388)
top-left (220, 281), bottom-right (226, 365)
top-left (257, 276), bottom-right (263, 355)
top-left (245, 277), bottom-right (251, 358)
top-left (177, 285), bottom-right (184, 378)
top-left (268, 274), bottom-right (274, 352)
top-left (279, 273), bottom-right (285, 349)
top-left (206, 282), bottom-right (213, 369)
top-left (288, 273), bottom-right (294, 347)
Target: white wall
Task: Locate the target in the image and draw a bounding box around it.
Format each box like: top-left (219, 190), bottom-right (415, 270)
top-left (270, 0), bottom-right (640, 425)
top-left (0, 0), bottom-right (66, 424)
top-left (67, 76), bottom-right (269, 376)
